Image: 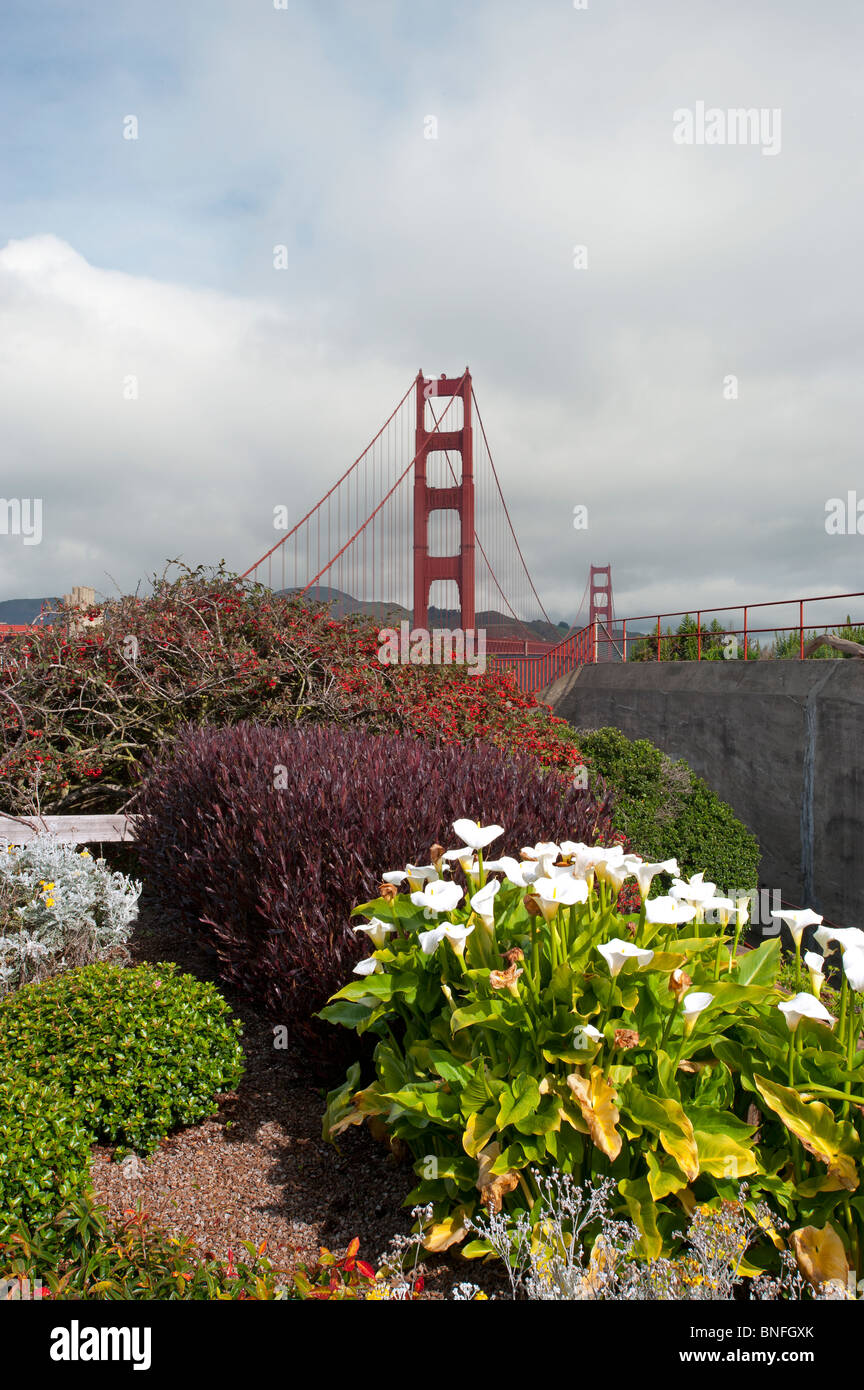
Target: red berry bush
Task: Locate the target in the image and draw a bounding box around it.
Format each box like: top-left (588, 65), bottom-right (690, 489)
top-left (133, 723), bottom-right (615, 1037)
top-left (0, 565), bottom-right (585, 814)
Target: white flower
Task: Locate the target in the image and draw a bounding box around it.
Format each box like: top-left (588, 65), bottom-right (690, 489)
top-left (644, 896), bottom-right (697, 927)
top-left (777, 992), bottom-right (834, 1032)
top-left (382, 864), bottom-right (442, 891)
top-left (353, 956), bottom-right (383, 976)
top-left (814, 925), bottom-right (864, 955)
top-left (452, 819), bottom-right (505, 851)
top-left (681, 991), bottom-right (714, 1021)
top-left (484, 855), bottom-right (535, 887)
top-left (353, 918), bottom-right (394, 949)
top-left (441, 847), bottom-right (480, 875)
top-left (418, 922), bottom-right (475, 956)
top-left (532, 874), bottom-right (590, 921)
top-left (470, 879), bottom-right (501, 927)
top-left (703, 897), bottom-right (735, 928)
top-left (410, 880), bottom-right (464, 915)
top-left (632, 859), bottom-right (679, 900)
top-left (770, 908), bottom-right (823, 946)
top-left (670, 872), bottom-right (717, 907)
top-left (573, 1023), bottom-right (603, 1049)
top-left (597, 938), bottom-right (654, 977)
top-left (734, 897), bottom-right (751, 928)
top-left (842, 946), bottom-right (864, 992)
top-left (804, 950), bottom-right (825, 997)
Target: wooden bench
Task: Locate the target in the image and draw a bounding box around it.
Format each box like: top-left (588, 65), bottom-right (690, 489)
top-left (0, 814), bottom-right (138, 846)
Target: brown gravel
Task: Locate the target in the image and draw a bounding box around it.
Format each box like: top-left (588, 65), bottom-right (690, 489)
top-left (89, 902), bottom-right (508, 1298)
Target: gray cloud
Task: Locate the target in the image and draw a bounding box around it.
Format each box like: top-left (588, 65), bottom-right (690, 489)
top-left (1, 0), bottom-right (862, 632)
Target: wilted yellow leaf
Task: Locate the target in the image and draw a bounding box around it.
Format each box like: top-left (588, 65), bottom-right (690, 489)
top-left (476, 1141), bottom-right (520, 1214)
top-left (566, 1067), bottom-right (622, 1161)
top-left (790, 1223), bottom-right (850, 1291)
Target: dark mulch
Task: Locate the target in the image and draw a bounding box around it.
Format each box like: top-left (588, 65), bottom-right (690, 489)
top-left (89, 900), bottom-right (508, 1299)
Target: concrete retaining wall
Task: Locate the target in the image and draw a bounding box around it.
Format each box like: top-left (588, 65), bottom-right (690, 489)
top-left (544, 660), bottom-right (864, 925)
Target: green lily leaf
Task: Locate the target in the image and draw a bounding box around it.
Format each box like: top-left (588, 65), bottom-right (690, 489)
top-left (754, 1074), bottom-right (860, 1189)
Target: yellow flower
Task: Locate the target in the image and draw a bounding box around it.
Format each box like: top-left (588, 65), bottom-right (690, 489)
top-left (79, 849), bottom-right (91, 858)
top-left (45, 898), bottom-right (55, 907)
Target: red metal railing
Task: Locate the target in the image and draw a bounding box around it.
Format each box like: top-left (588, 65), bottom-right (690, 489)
top-left (490, 590), bottom-right (864, 694)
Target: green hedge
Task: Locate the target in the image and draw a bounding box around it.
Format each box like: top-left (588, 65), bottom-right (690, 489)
top-left (0, 963), bottom-right (244, 1231)
top-left (575, 726), bottom-right (760, 892)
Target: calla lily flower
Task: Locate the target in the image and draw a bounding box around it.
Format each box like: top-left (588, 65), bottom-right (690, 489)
top-left (778, 993), bottom-right (834, 1032)
top-left (353, 918), bottom-right (394, 949)
top-left (353, 956), bottom-right (383, 976)
top-left (597, 938), bottom-right (654, 977)
top-left (484, 855), bottom-right (536, 887)
top-left (441, 847), bottom-right (480, 875)
top-left (573, 1023), bottom-right (603, 1048)
top-left (452, 819), bottom-right (504, 851)
top-left (382, 863), bottom-right (442, 892)
top-left (804, 951), bottom-right (825, 997)
top-left (703, 897), bottom-right (735, 929)
top-left (410, 880), bottom-right (464, 915)
top-left (681, 991), bottom-right (714, 1022)
top-left (532, 875), bottom-right (590, 921)
top-left (842, 946), bottom-right (864, 992)
top-left (470, 879), bottom-right (501, 927)
top-left (670, 872), bottom-right (717, 907)
top-left (734, 897), bottom-right (751, 928)
top-left (632, 858), bottom-right (679, 900)
top-left (418, 922), bottom-right (475, 956)
top-left (770, 908), bottom-right (823, 946)
top-left (644, 896), bottom-right (697, 927)
top-left (814, 925), bottom-right (864, 955)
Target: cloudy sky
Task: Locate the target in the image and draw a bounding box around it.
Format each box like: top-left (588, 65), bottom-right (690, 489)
top-left (1, 0), bottom-right (862, 627)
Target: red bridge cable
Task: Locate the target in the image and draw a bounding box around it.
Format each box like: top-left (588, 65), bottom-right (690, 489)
top-left (300, 374), bottom-right (468, 596)
top-left (238, 376), bottom-right (415, 581)
top-left (425, 395), bottom-right (541, 644)
top-left (471, 388), bottom-right (554, 627)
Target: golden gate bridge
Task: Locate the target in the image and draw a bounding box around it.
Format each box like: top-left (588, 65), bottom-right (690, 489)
top-left (239, 367), bottom-right (864, 692)
top-left (239, 367), bottom-right (619, 691)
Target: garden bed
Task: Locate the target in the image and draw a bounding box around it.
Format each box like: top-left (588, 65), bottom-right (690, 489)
top-left (89, 899), bottom-right (507, 1298)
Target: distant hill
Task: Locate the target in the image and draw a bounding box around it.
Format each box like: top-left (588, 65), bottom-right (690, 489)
top-left (0, 597), bottom-right (58, 625)
top-left (284, 586), bottom-right (563, 644)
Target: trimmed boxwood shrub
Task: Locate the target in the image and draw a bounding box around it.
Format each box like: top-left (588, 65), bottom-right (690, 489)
top-left (133, 723), bottom-right (617, 1030)
top-left (0, 962), bottom-right (244, 1231)
top-left (574, 726), bottom-right (760, 891)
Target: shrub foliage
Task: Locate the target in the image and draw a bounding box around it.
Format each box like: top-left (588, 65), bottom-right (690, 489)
top-left (133, 723), bottom-right (616, 1026)
top-left (0, 962), bottom-right (244, 1230)
top-left (574, 727), bottom-right (760, 892)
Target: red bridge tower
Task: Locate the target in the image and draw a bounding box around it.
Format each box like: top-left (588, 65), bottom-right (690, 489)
top-left (413, 369), bottom-right (475, 631)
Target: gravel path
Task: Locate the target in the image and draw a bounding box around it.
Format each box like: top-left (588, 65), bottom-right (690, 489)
top-left (89, 904), bottom-right (508, 1298)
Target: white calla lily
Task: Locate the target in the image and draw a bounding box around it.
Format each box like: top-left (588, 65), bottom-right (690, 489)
top-left (418, 921), bottom-right (475, 957)
top-left (770, 908), bottom-right (823, 946)
top-left (573, 1023), bottom-right (603, 1049)
top-left (632, 858), bottom-right (679, 900)
top-left (681, 991), bottom-right (714, 1022)
top-left (842, 946), bottom-right (864, 992)
top-left (703, 897), bottom-right (735, 929)
top-left (410, 880), bottom-right (464, 915)
top-left (353, 956), bottom-right (383, 976)
top-left (452, 819), bottom-right (504, 851)
top-left (814, 925), bottom-right (864, 954)
top-left (778, 992), bottom-right (834, 1032)
top-left (532, 875), bottom-right (589, 921)
top-left (644, 896), bottom-right (697, 927)
top-left (804, 950), bottom-right (825, 997)
top-left (470, 879), bottom-right (501, 926)
top-left (670, 872), bottom-right (717, 907)
top-left (484, 855), bottom-right (534, 887)
top-left (353, 917), bottom-right (394, 948)
top-left (597, 938), bottom-right (654, 978)
top-left (382, 863), bottom-right (442, 892)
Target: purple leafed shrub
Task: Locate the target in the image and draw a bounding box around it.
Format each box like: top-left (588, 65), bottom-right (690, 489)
top-left (133, 723), bottom-right (615, 1040)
